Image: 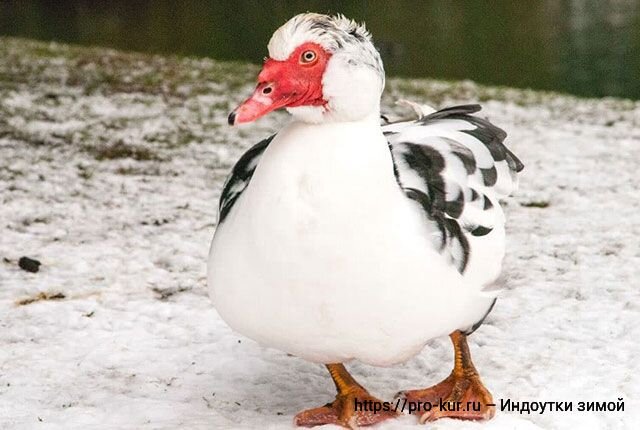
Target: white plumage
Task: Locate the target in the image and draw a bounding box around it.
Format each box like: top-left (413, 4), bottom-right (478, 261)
top-left (208, 14), bottom-right (522, 367)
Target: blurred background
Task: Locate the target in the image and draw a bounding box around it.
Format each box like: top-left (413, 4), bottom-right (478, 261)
top-left (1, 0), bottom-right (639, 100)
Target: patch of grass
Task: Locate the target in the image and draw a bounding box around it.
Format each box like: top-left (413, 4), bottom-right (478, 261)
top-left (386, 77), bottom-right (560, 108)
top-left (76, 164), bottom-right (94, 179)
top-left (91, 141), bottom-right (162, 161)
top-left (114, 166), bottom-right (138, 175)
top-left (521, 200), bottom-right (551, 208)
top-left (21, 216), bottom-right (49, 226)
top-left (151, 286), bottom-right (192, 300)
top-left (0, 37), bottom-right (257, 99)
top-left (16, 292), bottom-right (65, 306)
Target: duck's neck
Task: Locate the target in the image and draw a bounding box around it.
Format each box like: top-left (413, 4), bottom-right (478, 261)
top-left (261, 110), bottom-right (391, 183)
top-left (288, 103), bottom-right (382, 126)
top-left (248, 108), bottom-right (397, 217)
top-left (283, 110), bottom-right (385, 151)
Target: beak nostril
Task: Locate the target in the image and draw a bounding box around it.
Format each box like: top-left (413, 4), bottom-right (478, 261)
top-left (262, 86), bottom-right (273, 95)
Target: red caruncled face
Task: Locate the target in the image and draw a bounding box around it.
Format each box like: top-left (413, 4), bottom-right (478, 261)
top-left (228, 43), bottom-right (331, 125)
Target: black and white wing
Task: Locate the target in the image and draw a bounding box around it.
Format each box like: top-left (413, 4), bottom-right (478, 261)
top-left (384, 104), bottom-right (524, 274)
top-left (218, 135), bottom-right (275, 224)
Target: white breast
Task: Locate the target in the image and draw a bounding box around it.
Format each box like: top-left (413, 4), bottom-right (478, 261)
top-left (208, 118), bottom-right (496, 366)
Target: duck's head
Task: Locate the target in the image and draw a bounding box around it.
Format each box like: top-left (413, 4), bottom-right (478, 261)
top-left (229, 13), bottom-right (385, 125)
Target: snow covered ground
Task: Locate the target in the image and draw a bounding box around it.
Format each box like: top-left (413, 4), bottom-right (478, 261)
top-left (0, 38), bottom-right (638, 430)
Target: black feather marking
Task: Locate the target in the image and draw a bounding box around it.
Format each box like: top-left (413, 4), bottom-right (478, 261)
top-left (390, 143), bottom-right (473, 273)
top-left (505, 147), bottom-right (525, 172)
top-left (483, 196), bottom-right (494, 210)
top-left (458, 115), bottom-right (507, 141)
top-left (420, 104), bottom-right (524, 175)
top-left (310, 20), bottom-right (332, 32)
top-left (465, 298), bottom-right (497, 335)
top-left (456, 114), bottom-right (524, 174)
top-left (471, 226), bottom-right (493, 237)
top-left (401, 143), bottom-right (447, 212)
top-left (480, 166), bottom-right (497, 186)
top-left (463, 128), bottom-right (507, 162)
top-left (444, 218), bottom-right (470, 272)
top-left (402, 186), bottom-right (469, 272)
top-left (403, 187), bottom-right (433, 215)
top-left (402, 187), bottom-right (447, 245)
top-left (452, 150), bottom-right (476, 174)
top-left (349, 27), bottom-right (365, 41)
top-left (470, 188), bottom-right (480, 201)
top-left (445, 189), bottom-right (465, 219)
top-left (420, 104), bottom-right (482, 121)
top-left (389, 146), bottom-right (402, 187)
top-left (442, 138), bottom-right (476, 174)
top-left (218, 135), bottom-right (274, 223)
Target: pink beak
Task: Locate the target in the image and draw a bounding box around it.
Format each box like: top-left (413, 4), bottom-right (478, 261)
top-left (228, 81), bottom-right (296, 125)
top-left (229, 58), bottom-right (302, 125)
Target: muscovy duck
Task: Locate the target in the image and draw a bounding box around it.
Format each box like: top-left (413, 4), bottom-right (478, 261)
top-left (208, 13), bottom-right (523, 428)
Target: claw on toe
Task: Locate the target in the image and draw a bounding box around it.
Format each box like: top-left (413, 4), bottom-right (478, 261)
top-left (398, 331), bottom-right (497, 423)
top-left (399, 373), bottom-right (495, 423)
top-left (294, 389), bottom-right (398, 429)
top-left (295, 363), bottom-right (399, 429)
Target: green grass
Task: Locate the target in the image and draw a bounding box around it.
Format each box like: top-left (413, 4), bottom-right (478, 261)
top-left (0, 37), bottom-right (256, 98)
top-left (90, 141), bottom-right (163, 161)
top-left (521, 200), bottom-right (551, 209)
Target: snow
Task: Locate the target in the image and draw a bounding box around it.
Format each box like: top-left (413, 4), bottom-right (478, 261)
top-left (0, 38), bottom-right (638, 429)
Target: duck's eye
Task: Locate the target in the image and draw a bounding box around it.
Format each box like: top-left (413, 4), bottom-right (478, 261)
top-left (300, 50), bottom-right (317, 64)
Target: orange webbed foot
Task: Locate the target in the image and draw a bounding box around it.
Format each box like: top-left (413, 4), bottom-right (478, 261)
top-left (398, 372), bottom-right (495, 422)
top-left (294, 387), bottom-right (398, 428)
top-left (397, 330), bottom-right (496, 423)
top-left (295, 364), bottom-right (399, 428)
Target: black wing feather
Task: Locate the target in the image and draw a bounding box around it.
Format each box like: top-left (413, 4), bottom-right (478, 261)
top-left (218, 134), bottom-right (275, 223)
top-left (386, 104), bottom-right (523, 273)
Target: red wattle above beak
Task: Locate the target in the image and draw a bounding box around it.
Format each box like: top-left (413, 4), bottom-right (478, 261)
top-left (228, 50), bottom-right (328, 125)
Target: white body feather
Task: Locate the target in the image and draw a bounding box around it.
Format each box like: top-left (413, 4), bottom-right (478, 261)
top-left (208, 116), bottom-right (501, 366)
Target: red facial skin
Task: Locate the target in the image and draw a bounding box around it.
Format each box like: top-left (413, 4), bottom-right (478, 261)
top-left (229, 42), bottom-right (331, 125)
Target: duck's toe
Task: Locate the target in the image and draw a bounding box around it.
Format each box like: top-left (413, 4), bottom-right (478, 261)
top-left (294, 387), bottom-right (399, 429)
